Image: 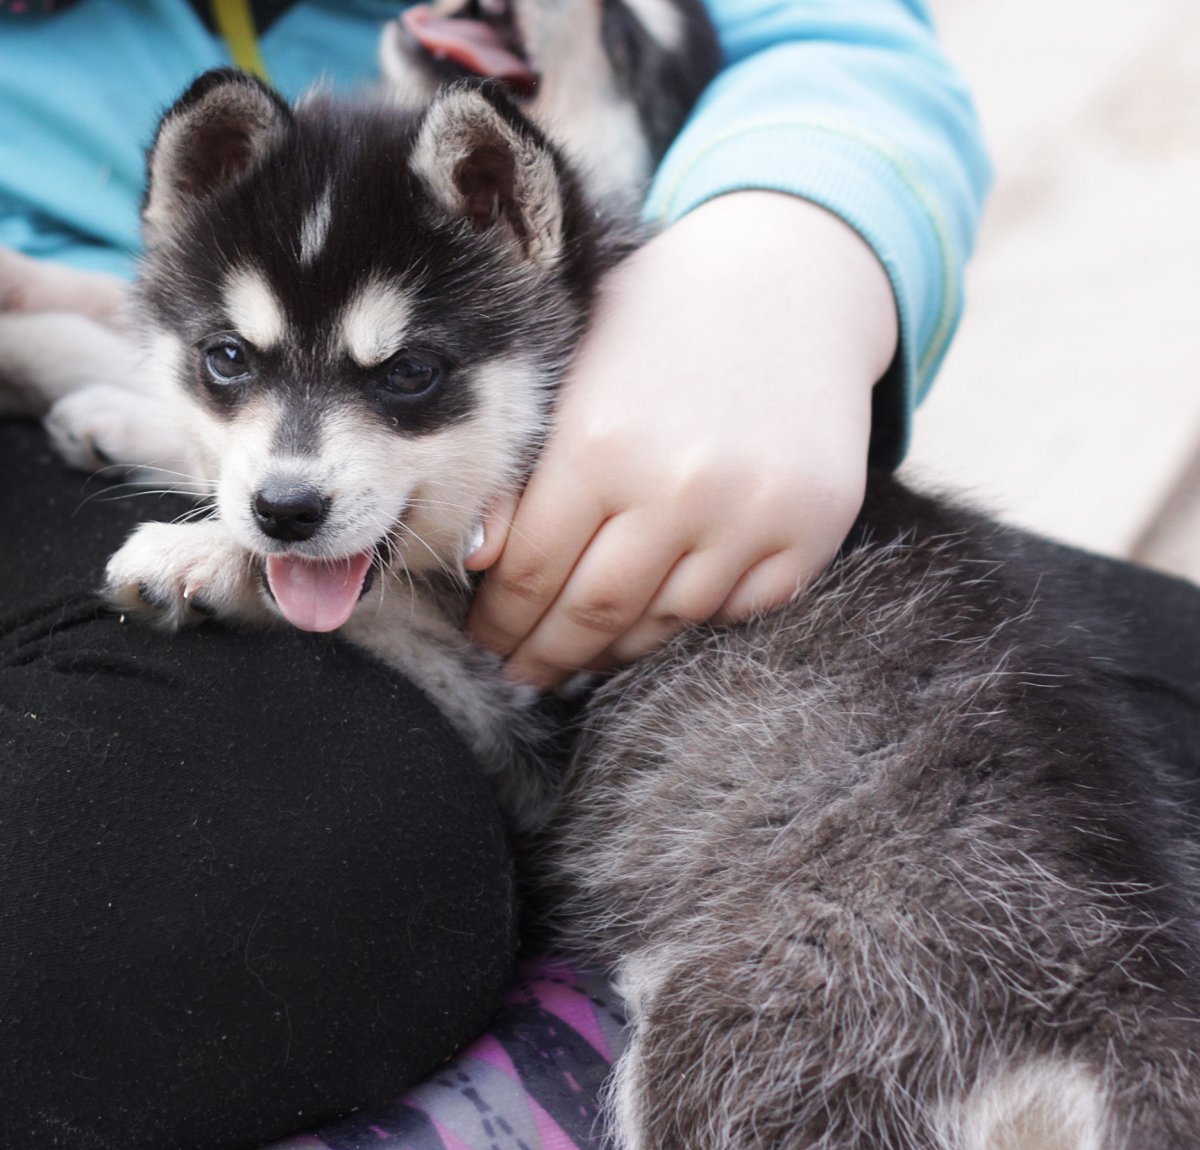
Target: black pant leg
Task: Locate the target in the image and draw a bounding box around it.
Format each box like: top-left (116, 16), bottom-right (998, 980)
top-left (1076, 552), bottom-right (1200, 784)
top-left (1013, 530), bottom-right (1200, 789)
top-left (0, 422), bottom-right (517, 1150)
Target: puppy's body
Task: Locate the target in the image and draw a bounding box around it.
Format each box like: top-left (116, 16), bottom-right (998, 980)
top-left (4, 4), bottom-right (1200, 1147)
top-left (556, 479), bottom-right (1200, 1147)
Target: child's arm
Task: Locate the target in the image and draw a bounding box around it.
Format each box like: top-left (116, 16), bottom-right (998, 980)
top-left (468, 0), bottom-right (991, 687)
top-left (654, 0), bottom-right (993, 449)
top-left (0, 246), bottom-right (129, 332)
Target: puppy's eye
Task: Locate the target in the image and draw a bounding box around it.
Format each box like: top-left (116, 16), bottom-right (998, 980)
top-left (376, 349), bottom-right (449, 401)
top-left (203, 337), bottom-right (253, 384)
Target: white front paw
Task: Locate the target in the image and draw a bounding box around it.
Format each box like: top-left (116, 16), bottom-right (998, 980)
top-left (105, 520), bottom-right (270, 629)
top-left (46, 385), bottom-right (192, 476)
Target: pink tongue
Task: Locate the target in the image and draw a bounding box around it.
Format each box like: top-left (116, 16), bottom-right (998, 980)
top-left (265, 552), bottom-right (374, 633)
top-left (401, 6), bottom-right (537, 93)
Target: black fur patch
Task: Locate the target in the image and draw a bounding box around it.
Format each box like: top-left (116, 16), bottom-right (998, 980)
top-left (269, 394), bottom-right (325, 456)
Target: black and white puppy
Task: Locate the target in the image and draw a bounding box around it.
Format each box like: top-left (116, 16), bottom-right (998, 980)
top-left (5, 4), bottom-right (1200, 1148)
top-left (74, 0), bottom-right (718, 823)
top-left (103, 69), bottom-right (616, 822)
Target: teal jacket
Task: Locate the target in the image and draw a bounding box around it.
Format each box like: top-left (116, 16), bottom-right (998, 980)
top-left (0, 0), bottom-right (990, 463)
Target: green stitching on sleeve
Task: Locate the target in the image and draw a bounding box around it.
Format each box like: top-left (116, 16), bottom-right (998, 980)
top-left (650, 119), bottom-right (960, 389)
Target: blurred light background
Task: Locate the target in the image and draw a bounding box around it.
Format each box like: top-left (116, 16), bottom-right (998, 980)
top-left (905, 0), bottom-right (1200, 583)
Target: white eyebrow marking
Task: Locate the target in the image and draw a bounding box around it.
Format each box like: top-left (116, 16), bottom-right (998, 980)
top-left (339, 279), bottom-right (413, 367)
top-left (298, 184), bottom-right (333, 266)
top-left (223, 267), bottom-right (287, 349)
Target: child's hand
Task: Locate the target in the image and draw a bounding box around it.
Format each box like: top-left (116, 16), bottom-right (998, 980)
top-left (467, 191), bottom-right (898, 688)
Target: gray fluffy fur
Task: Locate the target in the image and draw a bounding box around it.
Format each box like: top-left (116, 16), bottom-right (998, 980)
top-left (539, 478), bottom-right (1200, 1147)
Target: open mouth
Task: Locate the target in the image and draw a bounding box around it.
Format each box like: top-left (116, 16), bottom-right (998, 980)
top-left (264, 548), bottom-right (378, 634)
top-left (401, 0), bottom-right (538, 97)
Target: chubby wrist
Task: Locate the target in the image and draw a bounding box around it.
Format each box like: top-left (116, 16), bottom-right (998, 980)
top-left (665, 191), bottom-right (899, 391)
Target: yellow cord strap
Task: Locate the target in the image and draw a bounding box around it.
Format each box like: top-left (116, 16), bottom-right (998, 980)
top-left (210, 0), bottom-right (272, 84)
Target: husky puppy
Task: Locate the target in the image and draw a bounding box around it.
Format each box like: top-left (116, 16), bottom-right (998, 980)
top-left (5, 3), bottom-right (1200, 1147)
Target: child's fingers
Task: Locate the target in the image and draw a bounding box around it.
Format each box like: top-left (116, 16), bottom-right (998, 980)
top-left (467, 478), bottom-right (607, 658)
top-left (498, 511), bottom-right (687, 687)
top-left (589, 547), bottom-right (752, 669)
top-left (713, 547), bottom-right (825, 624)
top-left (0, 246), bottom-right (130, 331)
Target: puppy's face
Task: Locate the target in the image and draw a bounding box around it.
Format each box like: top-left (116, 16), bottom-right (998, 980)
top-left (137, 72), bottom-right (598, 630)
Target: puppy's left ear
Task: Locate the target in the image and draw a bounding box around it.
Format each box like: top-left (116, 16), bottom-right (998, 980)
top-left (412, 83), bottom-right (567, 269)
top-left (143, 69), bottom-right (292, 239)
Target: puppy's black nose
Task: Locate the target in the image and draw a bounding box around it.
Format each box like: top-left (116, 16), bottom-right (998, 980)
top-left (252, 483), bottom-right (330, 542)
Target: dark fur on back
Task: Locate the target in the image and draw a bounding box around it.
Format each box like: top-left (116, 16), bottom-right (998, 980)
top-left (539, 475), bottom-right (1200, 1147)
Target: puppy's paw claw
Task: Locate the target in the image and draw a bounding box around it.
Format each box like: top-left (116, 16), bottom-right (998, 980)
top-left (105, 522), bottom-right (268, 629)
top-left (182, 591), bottom-right (217, 618)
top-left (51, 425), bottom-right (116, 473)
top-left (105, 574), bottom-right (208, 630)
top-left (46, 390), bottom-right (139, 473)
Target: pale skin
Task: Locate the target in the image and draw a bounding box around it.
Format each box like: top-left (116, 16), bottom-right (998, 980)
top-left (466, 190), bottom-right (900, 688)
top-left (0, 245), bottom-right (130, 333)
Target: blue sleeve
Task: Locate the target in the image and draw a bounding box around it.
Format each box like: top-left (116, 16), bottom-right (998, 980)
top-left (0, 0), bottom-right (393, 279)
top-left (646, 0), bottom-right (992, 462)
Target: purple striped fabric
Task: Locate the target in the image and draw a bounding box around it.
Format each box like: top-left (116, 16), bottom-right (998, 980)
top-left (267, 958), bottom-right (627, 1150)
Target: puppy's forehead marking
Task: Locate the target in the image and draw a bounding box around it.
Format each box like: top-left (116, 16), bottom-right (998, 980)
top-left (622, 0), bottom-right (683, 49)
top-left (298, 184), bottom-right (333, 266)
top-left (340, 279), bottom-right (413, 367)
top-left (223, 267), bottom-right (287, 349)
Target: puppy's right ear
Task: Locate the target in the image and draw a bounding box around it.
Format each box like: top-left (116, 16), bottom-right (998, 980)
top-left (411, 82), bottom-right (570, 270)
top-left (143, 69), bottom-right (291, 237)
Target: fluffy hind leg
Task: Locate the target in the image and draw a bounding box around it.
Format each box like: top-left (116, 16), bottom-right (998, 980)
top-left (940, 1049), bottom-right (1200, 1150)
top-left (608, 1004), bottom-right (1142, 1150)
top-left (0, 312), bottom-right (137, 417)
top-left (610, 995), bottom-right (1200, 1150)
top-left (604, 950), bottom-right (945, 1150)
top-left (603, 949), bottom-right (1200, 1150)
